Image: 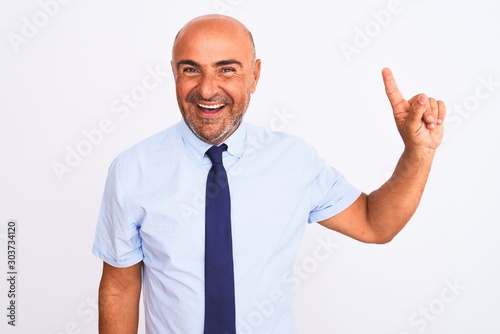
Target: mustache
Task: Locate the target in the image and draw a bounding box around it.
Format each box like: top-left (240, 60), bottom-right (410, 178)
top-left (186, 92), bottom-right (233, 104)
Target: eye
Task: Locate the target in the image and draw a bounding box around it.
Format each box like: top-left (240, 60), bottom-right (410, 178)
top-left (221, 67), bottom-right (236, 74)
top-left (182, 67), bottom-right (198, 75)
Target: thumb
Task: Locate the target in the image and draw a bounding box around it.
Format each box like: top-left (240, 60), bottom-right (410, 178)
top-left (407, 94), bottom-right (429, 126)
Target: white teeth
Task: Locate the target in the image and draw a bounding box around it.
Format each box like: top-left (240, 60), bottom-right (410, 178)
top-left (197, 103), bottom-right (225, 109)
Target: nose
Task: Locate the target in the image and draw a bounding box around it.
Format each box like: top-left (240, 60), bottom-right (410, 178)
top-left (198, 72), bottom-right (219, 100)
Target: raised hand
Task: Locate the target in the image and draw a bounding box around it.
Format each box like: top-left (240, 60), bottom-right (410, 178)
top-left (382, 67), bottom-right (446, 151)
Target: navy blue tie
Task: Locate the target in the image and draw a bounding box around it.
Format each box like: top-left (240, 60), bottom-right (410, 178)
top-left (204, 144), bottom-right (236, 334)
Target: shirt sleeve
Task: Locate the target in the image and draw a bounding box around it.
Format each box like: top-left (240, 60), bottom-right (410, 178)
top-left (307, 155), bottom-right (361, 224)
top-left (92, 156), bottom-right (144, 268)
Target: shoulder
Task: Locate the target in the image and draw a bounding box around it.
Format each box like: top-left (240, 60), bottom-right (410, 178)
top-left (245, 123), bottom-right (318, 158)
top-left (240, 123), bottom-right (331, 188)
top-left (110, 122), bottom-right (181, 172)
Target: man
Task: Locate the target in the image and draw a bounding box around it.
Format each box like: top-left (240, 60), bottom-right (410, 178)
top-left (93, 14), bottom-right (445, 334)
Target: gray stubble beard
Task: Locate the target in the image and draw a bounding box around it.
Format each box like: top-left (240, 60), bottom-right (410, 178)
top-left (184, 112), bottom-right (244, 145)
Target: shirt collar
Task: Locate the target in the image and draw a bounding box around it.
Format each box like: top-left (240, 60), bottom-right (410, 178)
top-left (178, 118), bottom-right (246, 164)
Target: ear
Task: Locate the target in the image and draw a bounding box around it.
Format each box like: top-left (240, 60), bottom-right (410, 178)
top-left (250, 59), bottom-right (262, 94)
top-left (171, 60), bottom-right (177, 80)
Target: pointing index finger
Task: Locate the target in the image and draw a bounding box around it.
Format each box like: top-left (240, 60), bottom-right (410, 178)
top-left (382, 67), bottom-right (406, 109)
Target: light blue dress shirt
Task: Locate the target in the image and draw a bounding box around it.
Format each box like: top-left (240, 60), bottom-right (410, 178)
top-left (93, 119), bottom-right (361, 333)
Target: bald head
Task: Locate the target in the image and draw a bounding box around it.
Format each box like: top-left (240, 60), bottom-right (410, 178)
top-left (173, 15), bottom-right (256, 62)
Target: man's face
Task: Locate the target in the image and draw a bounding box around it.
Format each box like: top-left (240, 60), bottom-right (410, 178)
top-left (172, 18), bottom-right (261, 145)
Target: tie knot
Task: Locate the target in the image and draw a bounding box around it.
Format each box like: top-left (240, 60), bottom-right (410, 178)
top-left (206, 144), bottom-right (227, 165)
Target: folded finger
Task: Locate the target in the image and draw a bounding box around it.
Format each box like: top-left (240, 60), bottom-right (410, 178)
top-left (423, 98), bottom-right (438, 129)
top-left (437, 100), bottom-right (446, 125)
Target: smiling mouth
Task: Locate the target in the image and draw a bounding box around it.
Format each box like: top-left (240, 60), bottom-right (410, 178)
top-left (196, 103), bottom-right (226, 114)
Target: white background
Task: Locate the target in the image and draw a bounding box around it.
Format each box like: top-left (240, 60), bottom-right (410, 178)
top-left (1, 0), bottom-right (499, 333)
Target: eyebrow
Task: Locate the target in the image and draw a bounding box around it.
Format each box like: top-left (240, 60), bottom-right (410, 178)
top-left (215, 59), bottom-right (244, 68)
top-left (176, 59), bottom-right (200, 70)
top-left (176, 59), bottom-right (244, 70)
